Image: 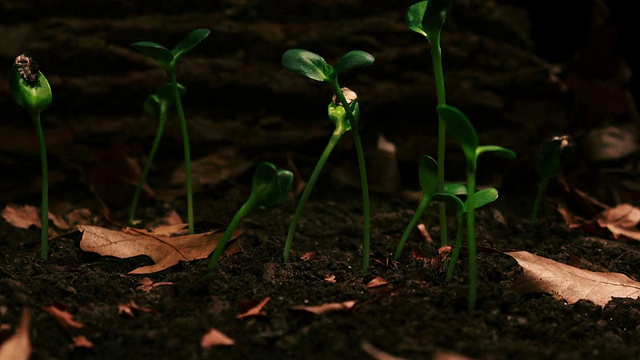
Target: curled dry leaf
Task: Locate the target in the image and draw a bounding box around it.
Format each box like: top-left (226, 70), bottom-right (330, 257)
top-left (290, 300), bottom-right (356, 315)
top-left (236, 297), bottom-right (270, 319)
top-left (42, 305), bottom-right (83, 330)
top-left (596, 204), bottom-right (640, 242)
top-left (201, 328), bottom-right (235, 348)
top-left (366, 277), bottom-right (389, 289)
top-left (507, 251), bottom-right (640, 306)
top-left (78, 224), bottom-right (242, 274)
top-left (0, 309), bottom-right (30, 360)
top-left (136, 277), bottom-right (174, 292)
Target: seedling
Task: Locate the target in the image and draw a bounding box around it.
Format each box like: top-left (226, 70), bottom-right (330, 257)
top-left (208, 162), bottom-right (293, 270)
top-left (131, 28), bottom-right (210, 234)
top-left (281, 49), bottom-right (375, 273)
top-left (407, 0), bottom-right (453, 246)
top-left (531, 135), bottom-right (572, 225)
top-left (128, 83), bottom-right (186, 225)
top-left (283, 89), bottom-right (358, 263)
top-left (9, 53), bottom-right (53, 260)
top-left (438, 105), bottom-right (515, 312)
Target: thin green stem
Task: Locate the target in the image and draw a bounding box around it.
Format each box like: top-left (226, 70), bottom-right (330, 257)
top-left (430, 34), bottom-right (448, 247)
top-left (209, 200), bottom-right (255, 270)
top-left (332, 80), bottom-right (371, 274)
top-left (33, 111), bottom-right (48, 260)
top-left (445, 212), bottom-right (464, 282)
top-left (129, 102), bottom-right (169, 225)
top-left (466, 162), bottom-right (477, 313)
top-left (284, 132), bottom-right (343, 262)
top-left (169, 69), bottom-right (194, 234)
top-left (530, 177), bottom-right (549, 226)
top-left (394, 197), bottom-right (430, 260)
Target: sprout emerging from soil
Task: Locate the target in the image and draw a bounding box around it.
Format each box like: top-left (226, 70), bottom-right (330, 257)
top-left (208, 162), bottom-right (293, 270)
top-left (281, 49), bottom-right (375, 273)
top-left (438, 105), bottom-right (515, 312)
top-left (131, 28), bottom-right (210, 234)
top-left (407, 0), bottom-right (453, 247)
top-left (9, 53), bottom-right (53, 260)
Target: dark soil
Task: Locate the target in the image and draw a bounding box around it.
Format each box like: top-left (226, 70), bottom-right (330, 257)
top-left (2, 0), bottom-right (640, 359)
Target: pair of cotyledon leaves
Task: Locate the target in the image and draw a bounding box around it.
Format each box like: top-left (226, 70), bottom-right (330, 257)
top-left (406, 0), bottom-right (452, 40)
top-left (131, 28), bottom-right (211, 70)
top-left (250, 162), bottom-right (293, 209)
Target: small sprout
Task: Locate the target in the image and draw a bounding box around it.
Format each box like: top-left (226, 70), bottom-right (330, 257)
top-left (9, 53), bottom-right (52, 260)
top-left (438, 105), bottom-right (515, 312)
top-left (128, 83), bottom-right (187, 225)
top-left (131, 28), bottom-right (210, 234)
top-left (406, 0), bottom-right (453, 247)
top-left (208, 162), bottom-right (293, 270)
top-left (282, 49), bottom-right (375, 273)
top-left (531, 135), bottom-right (573, 225)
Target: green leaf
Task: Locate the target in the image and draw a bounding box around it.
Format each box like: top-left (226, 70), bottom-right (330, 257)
top-left (476, 145), bottom-right (516, 159)
top-left (406, 1), bottom-right (428, 37)
top-left (422, 0), bottom-right (452, 37)
top-left (9, 68), bottom-right (52, 112)
top-left (418, 155), bottom-right (439, 198)
top-left (438, 105), bottom-right (478, 160)
top-left (335, 50), bottom-right (375, 75)
top-left (282, 49), bottom-right (333, 82)
top-left (131, 41), bottom-right (173, 68)
top-left (444, 183), bottom-right (467, 195)
top-left (251, 162), bottom-right (293, 208)
top-left (432, 192), bottom-right (464, 212)
top-left (171, 28), bottom-right (211, 60)
top-left (473, 188), bottom-right (499, 209)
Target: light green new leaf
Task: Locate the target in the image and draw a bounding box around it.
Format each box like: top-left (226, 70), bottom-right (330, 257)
top-left (438, 105), bottom-right (478, 159)
top-left (282, 49), bottom-right (333, 82)
top-left (406, 1), bottom-right (428, 37)
top-left (476, 145), bottom-right (516, 159)
top-left (336, 50), bottom-right (375, 75)
top-left (171, 28), bottom-right (211, 60)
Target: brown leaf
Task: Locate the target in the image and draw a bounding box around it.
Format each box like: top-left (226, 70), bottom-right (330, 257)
top-left (290, 300), bottom-right (356, 315)
top-left (236, 297), bottom-right (270, 319)
top-left (300, 252), bottom-right (315, 261)
top-left (0, 310), bottom-right (31, 360)
top-left (136, 277), bottom-right (174, 292)
top-left (324, 275), bottom-right (336, 283)
top-left (595, 204), bottom-right (640, 241)
top-left (200, 328), bottom-right (235, 348)
top-left (2, 205), bottom-right (41, 230)
top-left (361, 341), bottom-right (408, 360)
top-left (118, 301), bottom-right (158, 318)
top-left (78, 224), bottom-right (243, 274)
top-left (507, 251), bottom-right (640, 306)
top-left (366, 277), bottom-right (389, 289)
top-left (42, 305), bottom-right (83, 330)
top-left (71, 335), bottom-right (94, 349)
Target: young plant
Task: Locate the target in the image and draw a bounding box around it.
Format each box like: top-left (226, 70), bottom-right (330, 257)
top-left (131, 28), bottom-right (210, 234)
top-left (208, 162), bottom-right (293, 270)
top-left (531, 135), bottom-right (572, 225)
top-left (283, 89), bottom-right (358, 262)
top-left (407, 0), bottom-right (453, 247)
top-left (9, 53), bottom-right (53, 260)
top-left (281, 49), bottom-right (375, 273)
top-left (438, 105), bottom-right (515, 312)
top-left (128, 83), bottom-right (186, 225)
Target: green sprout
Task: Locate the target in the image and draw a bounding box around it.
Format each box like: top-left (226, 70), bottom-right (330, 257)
top-left (531, 135), bottom-right (572, 225)
top-left (131, 28), bottom-right (210, 234)
top-left (281, 49), bottom-right (375, 273)
top-left (438, 105), bottom-right (515, 312)
top-left (9, 53), bottom-right (53, 260)
top-left (407, 0), bottom-right (453, 247)
top-left (208, 162), bottom-right (293, 270)
top-left (128, 83), bottom-right (186, 226)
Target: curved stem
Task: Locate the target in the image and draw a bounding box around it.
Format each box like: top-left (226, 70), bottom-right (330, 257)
top-left (33, 111), bottom-right (48, 260)
top-left (284, 132), bottom-right (343, 262)
top-left (430, 34), bottom-right (448, 247)
top-left (209, 200), bottom-right (255, 270)
top-left (169, 69), bottom-right (194, 234)
top-left (445, 211), bottom-right (464, 282)
top-left (394, 196), bottom-right (430, 260)
top-left (331, 80), bottom-right (371, 274)
top-left (530, 177), bottom-right (549, 226)
top-left (466, 161), bottom-right (477, 312)
top-left (129, 102), bottom-right (169, 225)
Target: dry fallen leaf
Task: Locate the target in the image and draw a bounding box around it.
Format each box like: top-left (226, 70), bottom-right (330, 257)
top-left (324, 275), bottom-right (336, 283)
top-left (366, 277), bottom-right (389, 289)
top-left (2, 205), bottom-right (42, 230)
top-left (236, 297), bottom-right (270, 319)
top-left (300, 252), bottom-right (315, 261)
top-left (290, 300), bottom-right (356, 315)
top-left (0, 310), bottom-right (31, 360)
top-left (596, 204), bottom-right (640, 241)
top-left (201, 328), bottom-right (235, 348)
top-left (72, 335), bottom-right (94, 349)
top-left (136, 277), bottom-right (174, 292)
top-left (361, 341), bottom-right (408, 360)
top-left (507, 251), bottom-right (640, 306)
top-left (118, 301), bottom-right (158, 318)
top-left (42, 305), bottom-right (83, 330)
top-left (78, 224), bottom-right (243, 274)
